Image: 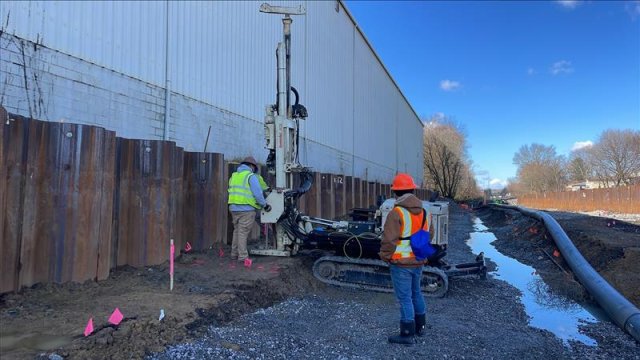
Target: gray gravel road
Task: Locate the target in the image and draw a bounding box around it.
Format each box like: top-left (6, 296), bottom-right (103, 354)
top-left (151, 205), bottom-right (639, 359)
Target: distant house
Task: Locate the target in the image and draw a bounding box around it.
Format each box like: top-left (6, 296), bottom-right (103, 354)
top-left (567, 182), bottom-right (587, 191)
top-left (566, 179), bottom-right (617, 191)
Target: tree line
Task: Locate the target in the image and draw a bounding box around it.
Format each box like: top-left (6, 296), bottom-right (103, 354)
top-left (508, 129), bottom-right (640, 195)
top-left (421, 117), bottom-right (638, 200)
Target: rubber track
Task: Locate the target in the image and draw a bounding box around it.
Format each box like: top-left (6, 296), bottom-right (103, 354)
top-left (312, 256), bottom-right (449, 297)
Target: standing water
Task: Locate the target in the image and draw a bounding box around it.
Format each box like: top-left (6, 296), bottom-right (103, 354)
top-left (467, 217), bottom-right (600, 346)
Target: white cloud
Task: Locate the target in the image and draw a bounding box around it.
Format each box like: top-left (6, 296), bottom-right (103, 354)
top-left (422, 112), bottom-right (446, 127)
top-left (571, 140), bottom-right (593, 151)
top-left (625, 1), bottom-right (640, 20)
top-left (489, 178), bottom-right (507, 189)
top-left (527, 68), bottom-right (535, 75)
top-left (550, 60), bottom-right (574, 75)
top-left (489, 178), bottom-right (507, 185)
top-left (440, 80), bottom-right (461, 92)
top-left (557, 0), bottom-right (580, 9)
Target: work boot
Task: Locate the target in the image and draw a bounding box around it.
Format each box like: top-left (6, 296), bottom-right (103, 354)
top-left (388, 321), bottom-right (416, 345)
top-left (415, 313), bottom-right (426, 337)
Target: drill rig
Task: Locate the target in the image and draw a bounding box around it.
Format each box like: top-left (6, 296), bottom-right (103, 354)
top-left (251, 3), bottom-right (486, 297)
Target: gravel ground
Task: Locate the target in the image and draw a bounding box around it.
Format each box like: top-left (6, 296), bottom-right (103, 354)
top-left (150, 204), bottom-right (639, 360)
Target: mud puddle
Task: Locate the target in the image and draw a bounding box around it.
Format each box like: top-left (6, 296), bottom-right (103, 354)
top-left (0, 332), bottom-right (74, 353)
top-left (467, 217), bottom-right (601, 346)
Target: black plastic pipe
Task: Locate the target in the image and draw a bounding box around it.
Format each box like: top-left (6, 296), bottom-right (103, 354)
top-left (494, 204), bottom-right (640, 342)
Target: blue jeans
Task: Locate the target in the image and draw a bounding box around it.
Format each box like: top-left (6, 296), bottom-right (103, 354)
top-left (390, 264), bottom-right (426, 322)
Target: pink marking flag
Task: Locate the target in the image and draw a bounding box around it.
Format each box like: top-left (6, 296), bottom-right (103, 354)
top-left (185, 242), bottom-right (192, 252)
top-left (84, 318), bottom-right (94, 337)
top-left (244, 258), bottom-right (253, 268)
top-left (108, 308), bottom-right (124, 326)
top-left (170, 241), bottom-right (175, 276)
top-left (218, 248), bottom-right (224, 257)
top-left (170, 239), bottom-right (175, 291)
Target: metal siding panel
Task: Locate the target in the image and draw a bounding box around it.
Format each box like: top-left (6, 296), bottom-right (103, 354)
top-left (304, 1), bottom-right (353, 154)
top-left (353, 29), bottom-right (402, 181)
top-left (0, 1), bottom-right (421, 181)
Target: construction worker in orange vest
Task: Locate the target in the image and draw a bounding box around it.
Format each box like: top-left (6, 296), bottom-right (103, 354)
top-left (379, 173), bottom-right (433, 345)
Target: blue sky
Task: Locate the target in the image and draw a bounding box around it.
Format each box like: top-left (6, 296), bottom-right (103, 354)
top-left (345, 0), bottom-right (640, 188)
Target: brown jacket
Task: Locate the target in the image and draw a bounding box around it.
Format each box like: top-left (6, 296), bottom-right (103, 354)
top-left (378, 193), bottom-right (431, 267)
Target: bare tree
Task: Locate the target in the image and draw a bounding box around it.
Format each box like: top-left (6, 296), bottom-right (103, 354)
top-left (548, 155), bottom-right (568, 192)
top-left (513, 143), bottom-right (568, 194)
top-left (568, 148), bottom-right (592, 183)
top-left (424, 135), bottom-right (461, 198)
top-left (513, 143), bottom-right (558, 167)
top-left (505, 177), bottom-right (525, 197)
top-left (588, 129), bottom-right (640, 186)
top-left (456, 165), bottom-right (481, 201)
top-left (422, 115), bottom-right (479, 200)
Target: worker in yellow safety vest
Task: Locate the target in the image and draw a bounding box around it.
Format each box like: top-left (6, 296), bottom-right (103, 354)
top-left (227, 156), bottom-right (271, 262)
top-left (257, 174), bottom-right (270, 194)
top-left (379, 173), bottom-right (434, 345)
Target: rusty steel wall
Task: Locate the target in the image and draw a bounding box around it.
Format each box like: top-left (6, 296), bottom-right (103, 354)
top-left (345, 176), bottom-right (354, 217)
top-left (0, 109), bottom-right (28, 293)
top-left (320, 174), bottom-right (335, 220)
top-left (0, 111), bottom-right (116, 292)
top-left (2, 108), bottom-right (437, 294)
top-left (518, 185), bottom-right (640, 214)
top-left (353, 178), bottom-right (362, 209)
top-left (367, 182), bottom-right (375, 209)
top-left (113, 139), bottom-right (184, 268)
top-left (333, 174), bottom-right (346, 219)
top-left (183, 152), bottom-right (227, 251)
top-left (382, 184), bottom-right (391, 200)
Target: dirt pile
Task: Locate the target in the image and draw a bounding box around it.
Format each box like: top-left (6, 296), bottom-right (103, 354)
top-left (0, 247), bottom-right (318, 359)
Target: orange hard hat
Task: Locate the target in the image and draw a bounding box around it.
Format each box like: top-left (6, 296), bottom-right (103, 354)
top-left (391, 173), bottom-right (417, 190)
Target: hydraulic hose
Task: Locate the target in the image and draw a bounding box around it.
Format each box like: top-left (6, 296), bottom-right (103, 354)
top-left (286, 170), bottom-right (313, 199)
top-left (296, 170), bottom-right (313, 194)
top-left (494, 204), bottom-right (640, 342)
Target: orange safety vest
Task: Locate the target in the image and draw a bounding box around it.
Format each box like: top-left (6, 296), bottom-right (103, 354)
top-left (391, 207), bottom-right (429, 260)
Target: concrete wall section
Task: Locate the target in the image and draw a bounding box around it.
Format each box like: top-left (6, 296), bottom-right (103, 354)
top-left (1, 33), bottom-right (165, 141)
top-left (0, 32), bottom-right (268, 159)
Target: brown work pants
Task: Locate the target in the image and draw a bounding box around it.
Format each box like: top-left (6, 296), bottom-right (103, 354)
top-left (231, 211), bottom-right (256, 260)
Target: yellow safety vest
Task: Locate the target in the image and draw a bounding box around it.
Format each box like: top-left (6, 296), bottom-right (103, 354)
top-left (228, 170), bottom-right (259, 209)
top-left (258, 175), bottom-right (269, 191)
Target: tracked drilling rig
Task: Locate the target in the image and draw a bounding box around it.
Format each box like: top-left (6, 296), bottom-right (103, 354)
top-left (251, 3), bottom-right (486, 297)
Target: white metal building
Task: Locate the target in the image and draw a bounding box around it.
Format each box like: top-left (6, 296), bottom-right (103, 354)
top-left (0, 1), bottom-right (424, 183)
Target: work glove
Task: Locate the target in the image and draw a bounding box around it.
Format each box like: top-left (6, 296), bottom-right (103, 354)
top-left (264, 204), bottom-right (272, 212)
